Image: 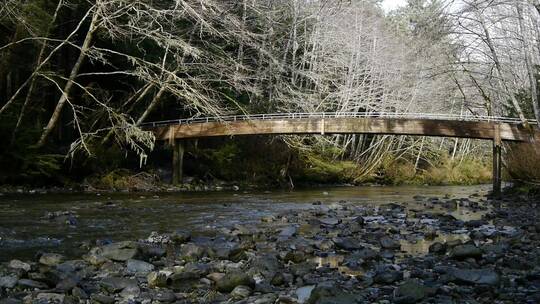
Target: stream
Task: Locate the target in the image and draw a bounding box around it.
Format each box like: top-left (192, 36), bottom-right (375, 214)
top-left (0, 185), bottom-right (491, 262)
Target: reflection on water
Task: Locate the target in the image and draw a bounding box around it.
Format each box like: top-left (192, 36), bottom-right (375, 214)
top-left (0, 185), bottom-right (491, 261)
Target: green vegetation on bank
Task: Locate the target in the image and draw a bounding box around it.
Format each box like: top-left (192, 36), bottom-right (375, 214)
top-left (70, 138), bottom-right (493, 191)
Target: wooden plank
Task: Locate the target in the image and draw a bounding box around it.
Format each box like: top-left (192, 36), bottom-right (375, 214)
top-left (151, 117), bottom-right (538, 142)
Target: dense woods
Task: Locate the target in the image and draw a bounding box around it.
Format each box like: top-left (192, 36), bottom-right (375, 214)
top-left (1, 0), bottom-right (540, 187)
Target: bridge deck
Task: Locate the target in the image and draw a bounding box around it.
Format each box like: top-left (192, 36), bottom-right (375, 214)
top-left (146, 113), bottom-right (539, 142)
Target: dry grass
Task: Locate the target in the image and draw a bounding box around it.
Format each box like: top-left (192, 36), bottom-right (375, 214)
top-left (505, 142), bottom-right (540, 184)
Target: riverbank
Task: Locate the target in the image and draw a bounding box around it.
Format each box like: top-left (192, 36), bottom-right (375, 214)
top-left (0, 186), bottom-right (538, 303)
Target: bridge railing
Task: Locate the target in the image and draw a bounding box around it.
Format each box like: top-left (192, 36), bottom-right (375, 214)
top-left (141, 112), bottom-right (536, 128)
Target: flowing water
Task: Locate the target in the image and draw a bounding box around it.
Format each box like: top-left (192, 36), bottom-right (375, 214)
top-left (0, 185), bottom-right (491, 262)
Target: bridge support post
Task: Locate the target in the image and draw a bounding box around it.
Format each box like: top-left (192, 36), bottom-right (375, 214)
top-left (492, 124), bottom-right (502, 196)
top-left (172, 140), bottom-right (184, 185)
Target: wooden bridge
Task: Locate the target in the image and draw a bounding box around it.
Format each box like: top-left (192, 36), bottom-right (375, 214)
top-left (143, 112), bottom-right (540, 194)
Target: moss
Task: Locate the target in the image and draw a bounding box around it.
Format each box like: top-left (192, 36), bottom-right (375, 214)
top-left (90, 169), bottom-right (160, 191)
top-left (354, 154), bottom-right (491, 186)
top-left (296, 153), bottom-right (358, 183)
top-left (420, 156), bottom-right (491, 185)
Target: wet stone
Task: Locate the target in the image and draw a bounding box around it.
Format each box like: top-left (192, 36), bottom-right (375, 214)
top-left (100, 241), bottom-right (138, 262)
top-left (90, 293), bottom-right (115, 304)
top-left (72, 286), bottom-right (88, 299)
top-left (374, 269), bottom-right (403, 284)
top-left (100, 277), bottom-right (137, 293)
top-left (449, 268), bottom-right (500, 286)
top-left (35, 293), bottom-right (65, 303)
top-left (120, 285), bottom-right (141, 299)
top-left (126, 259), bottom-right (155, 274)
top-left (231, 285), bottom-right (252, 300)
top-left (0, 276), bottom-right (17, 289)
top-left (17, 279), bottom-right (48, 289)
top-left (39, 253), bottom-right (65, 267)
top-left (450, 244), bottom-right (482, 260)
top-left (428, 242), bottom-right (446, 254)
top-left (179, 243), bottom-right (205, 261)
top-left (394, 279), bottom-right (437, 304)
top-left (333, 237), bottom-right (363, 251)
top-left (216, 272), bottom-right (255, 292)
top-left (153, 289), bottom-right (176, 302)
top-left (8, 260), bottom-right (31, 272)
top-left (170, 230), bottom-right (191, 244)
top-left (147, 271), bottom-right (168, 288)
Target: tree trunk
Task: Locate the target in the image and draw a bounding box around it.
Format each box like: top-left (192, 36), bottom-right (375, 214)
top-left (11, 0), bottom-right (64, 144)
top-left (477, 12), bottom-right (527, 123)
top-left (36, 10), bottom-right (99, 147)
top-left (516, 2), bottom-right (540, 127)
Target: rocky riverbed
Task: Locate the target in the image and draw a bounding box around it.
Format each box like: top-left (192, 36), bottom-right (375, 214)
top-left (0, 189), bottom-right (539, 303)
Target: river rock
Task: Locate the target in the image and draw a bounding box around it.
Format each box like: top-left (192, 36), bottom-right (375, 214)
top-left (380, 236), bottom-right (401, 249)
top-left (154, 289), bottom-right (176, 302)
top-left (119, 285), bottom-right (140, 299)
top-left (72, 286), bottom-right (88, 299)
top-left (374, 269), bottom-right (403, 284)
top-left (208, 240), bottom-right (241, 260)
top-left (0, 276), bottom-right (17, 289)
top-left (394, 279), bottom-right (436, 304)
top-left (318, 218), bottom-right (339, 226)
top-left (126, 259), bottom-right (155, 274)
top-left (101, 241), bottom-right (138, 262)
top-left (296, 285), bottom-right (316, 303)
top-left (83, 248), bottom-right (108, 266)
top-left (35, 292), bottom-right (65, 303)
top-left (449, 268), bottom-right (500, 285)
top-left (8, 260), bottom-right (31, 272)
top-left (100, 277), bottom-right (138, 293)
top-left (333, 237), bottom-right (363, 251)
top-left (17, 279), bottom-right (48, 289)
top-left (428, 242), bottom-right (446, 254)
top-left (55, 276), bottom-right (79, 292)
top-left (216, 272), bottom-right (255, 292)
top-left (450, 244), bottom-right (482, 259)
top-left (279, 226), bottom-right (297, 239)
top-left (56, 260), bottom-right (88, 273)
top-left (249, 253), bottom-right (281, 279)
top-left (231, 285), bottom-right (252, 299)
top-left (171, 230), bottom-right (191, 243)
top-left (39, 253), bottom-right (65, 266)
top-left (147, 271), bottom-right (168, 288)
top-left (180, 243), bottom-right (205, 261)
top-left (0, 299), bottom-right (21, 304)
top-left (90, 293), bottom-right (115, 304)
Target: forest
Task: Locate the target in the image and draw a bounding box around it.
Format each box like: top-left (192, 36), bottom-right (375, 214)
top-left (1, 0), bottom-right (540, 189)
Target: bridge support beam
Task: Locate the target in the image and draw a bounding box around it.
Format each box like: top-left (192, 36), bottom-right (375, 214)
top-left (172, 140), bottom-right (184, 185)
top-left (492, 125), bottom-right (502, 196)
